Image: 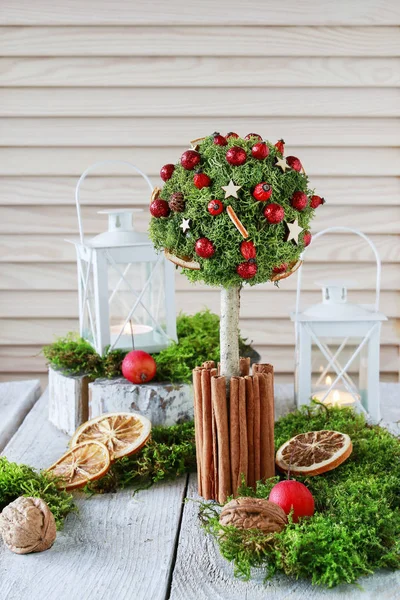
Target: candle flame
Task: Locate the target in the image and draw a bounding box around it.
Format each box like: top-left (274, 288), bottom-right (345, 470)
top-left (333, 390), bottom-right (340, 403)
top-left (326, 375), bottom-right (332, 386)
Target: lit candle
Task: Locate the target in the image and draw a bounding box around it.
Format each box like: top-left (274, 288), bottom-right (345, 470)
top-left (313, 375), bottom-right (358, 406)
top-left (110, 323), bottom-right (153, 336)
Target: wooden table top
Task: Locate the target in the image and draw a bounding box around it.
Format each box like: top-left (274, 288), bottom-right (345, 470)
top-left (0, 383), bottom-right (399, 600)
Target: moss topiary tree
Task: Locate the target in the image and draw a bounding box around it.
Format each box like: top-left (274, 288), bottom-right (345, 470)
top-left (149, 132), bottom-right (324, 380)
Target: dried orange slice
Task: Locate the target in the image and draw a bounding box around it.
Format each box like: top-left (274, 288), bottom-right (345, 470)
top-left (70, 412), bottom-right (152, 462)
top-left (275, 430), bottom-right (352, 476)
top-left (164, 250), bottom-right (201, 271)
top-left (47, 440), bottom-right (110, 490)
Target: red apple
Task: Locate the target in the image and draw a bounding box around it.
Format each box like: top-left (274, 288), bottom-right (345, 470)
top-left (269, 480), bottom-right (315, 523)
top-left (122, 350), bottom-right (156, 384)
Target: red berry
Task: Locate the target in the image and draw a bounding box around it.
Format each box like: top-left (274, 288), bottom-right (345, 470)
top-left (122, 350), bottom-right (157, 384)
top-left (236, 261), bottom-right (257, 279)
top-left (226, 131), bottom-right (239, 139)
top-left (181, 150), bottom-right (201, 170)
top-left (303, 231), bottom-right (312, 247)
top-left (286, 155), bottom-right (302, 172)
top-left (207, 199), bottom-right (224, 216)
top-left (195, 237), bottom-right (215, 259)
top-left (245, 133), bottom-right (262, 141)
top-left (253, 182), bottom-right (273, 202)
top-left (251, 142), bottom-right (269, 160)
top-left (226, 146), bottom-right (247, 166)
top-left (160, 163), bottom-right (175, 182)
top-left (240, 240), bottom-right (256, 260)
top-left (274, 139), bottom-right (285, 155)
top-left (269, 480), bottom-right (314, 523)
top-left (310, 195), bottom-right (325, 209)
top-left (150, 198), bottom-right (170, 218)
top-left (273, 263), bottom-right (288, 274)
top-left (193, 171), bottom-right (211, 189)
top-left (291, 191), bottom-right (308, 211)
top-left (264, 203), bottom-right (285, 224)
top-left (213, 132), bottom-right (227, 146)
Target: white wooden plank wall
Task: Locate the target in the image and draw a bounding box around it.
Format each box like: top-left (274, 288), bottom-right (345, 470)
top-left (0, 0), bottom-right (399, 385)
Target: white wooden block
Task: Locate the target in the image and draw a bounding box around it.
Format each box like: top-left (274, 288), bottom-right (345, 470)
top-left (0, 379), bottom-right (41, 451)
top-left (48, 367), bottom-right (89, 436)
top-left (89, 377), bottom-right (194, 426)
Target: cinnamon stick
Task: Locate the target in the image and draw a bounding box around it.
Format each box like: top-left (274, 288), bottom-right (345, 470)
top-left (211, 381), bottom-right (218, 500)
top-left (264, 369), bottom-right (275, 479)
top-left (192, 368), bottom-right (204, 496)
top-left (253, 374), bottom-right (261, 484)
top-left (253, 363), bottom-right (273, 376)
top-left (212, 375), bottom-right (231, 503)
top-left (201, 369), bottom-right (213, 499)
top-left (202, 360), bottom-right (215, 370)
top-left (229, 376), bottom-right (240, 496)
top-left (238, 377), bottom-right (248, 490)
top-left (257, 372), bottom-right (275, 481)
top-left (239, 356), bottom-right (251, 376)
top-left (245, 376), bottom-right (255, 489)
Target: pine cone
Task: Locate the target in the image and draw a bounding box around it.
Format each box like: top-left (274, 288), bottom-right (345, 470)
top-left (169, 192), bottom-right (185, 213)
top-left (219, 497), bottom-right (287, 533)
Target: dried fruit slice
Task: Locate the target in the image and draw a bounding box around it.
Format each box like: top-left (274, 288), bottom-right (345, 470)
top-left (270, 259), bottom-right (302, 282)
top-left (47, 441), bottom-right (110, 490)
top-left (164, 249), bottom-right (201, 271)
top-left (71, 412), bottom-right (152, 462)
top-left (275, 430), bottom-right (352, 476)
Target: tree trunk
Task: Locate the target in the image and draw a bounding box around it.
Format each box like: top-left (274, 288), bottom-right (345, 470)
top-left (220, 285), bottom-right (241, 380)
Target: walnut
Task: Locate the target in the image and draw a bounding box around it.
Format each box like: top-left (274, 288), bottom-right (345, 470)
top-left (219, 497), bottom-right (287, 533)
top-left (0, 496), bottom-right (57, 554)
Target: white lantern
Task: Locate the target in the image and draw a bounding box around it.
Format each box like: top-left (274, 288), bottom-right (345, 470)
top-left (291, 228), bottom-right (387, 422)
top-left (68, 160), bottom-right (177, 355)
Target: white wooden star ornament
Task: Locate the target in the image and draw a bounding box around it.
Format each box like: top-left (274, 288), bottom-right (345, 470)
top-left (221, 180), bottom-right (242, 199)
top-left (275, 156), bottom-right (289, 173)
top-left (180, 218), bottom-right (191, 233)
top-left (286, 218), bottom-right (303, 245)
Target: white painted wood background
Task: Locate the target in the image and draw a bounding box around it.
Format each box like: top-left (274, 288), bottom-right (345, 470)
top-left (0, 0), bottom-right (399, 387)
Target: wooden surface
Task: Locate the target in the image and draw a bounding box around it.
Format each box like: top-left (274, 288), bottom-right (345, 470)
top-left (0, 379), bottom-right (41, 451)
top-left (1, 0), bottom-right (399, 384)
top-left (0, 390), bottom-right (188, 600)
top-left (1, 383), bottom-right (399, 599)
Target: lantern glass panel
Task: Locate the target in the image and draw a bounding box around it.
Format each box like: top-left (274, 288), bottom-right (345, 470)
top-left (107, 257), bottom-right (170, 353)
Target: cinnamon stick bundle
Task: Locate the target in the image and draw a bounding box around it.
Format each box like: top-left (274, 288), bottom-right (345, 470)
top-left (192, 368), bottom-right (204, 496)
top-left (202, 360), bottom-right (215, 370)
top-left (212, 375), bottom-right (231, 503)
top-left (201, 368), bottom-right (213, 499)
top-left (245, 376), bottom-right (255, 489)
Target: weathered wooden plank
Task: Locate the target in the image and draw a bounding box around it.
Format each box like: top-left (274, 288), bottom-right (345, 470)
top-left (1, 176), bottom-right (399, 206)
top-left (1, 318), bottom-right (398, 347)
top-left (0, 390), bottom-right (188, 600)
top-left (1, 234), bottom-right (399, 264)
top-left (1, 57), bottom-right (398, 87)
top-left (2, 118), bottom-right (399, 147)
top-left (0, 204), bottom-right (399, 234)
top-left (170, 469), bottom-right (400, 599)
top-left (1, 88), bottom-right (399, 118)
top-left (0, 379), bottom-right (41, 451)
top-left (0, 345), bottom-right (397, 376)
top-left (2, 262), bottom-right (398, 292)
top-left (2, 0), bottom-right (400, 25)
top-left (0, 147), bottom-right (397, 177)
top-left (0, 289), bottom-right (398, 319)
top-left (1, 26), bottom-right (399, 57)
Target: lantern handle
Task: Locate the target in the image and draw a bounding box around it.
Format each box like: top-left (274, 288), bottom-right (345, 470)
top-left (295, 227), bottom-right (382, 315)
top-left (75, 160), bottom-right (154, 244)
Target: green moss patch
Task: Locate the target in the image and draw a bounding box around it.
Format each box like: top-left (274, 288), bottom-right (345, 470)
top-left (43, 310), bottom-right (253, 384)
top-left (201, 404), bottom-right (400, 588)
top-left (0, 457), bottom-right (75, 528)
